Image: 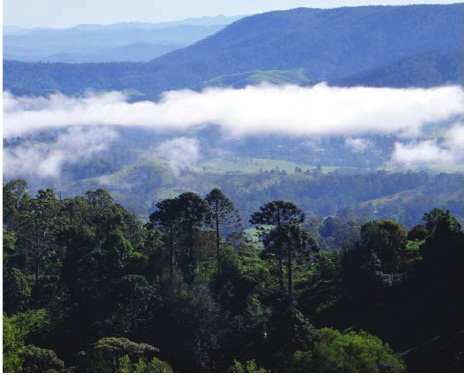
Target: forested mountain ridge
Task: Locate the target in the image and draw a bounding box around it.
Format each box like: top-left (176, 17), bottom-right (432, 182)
top-left (197, 50), bottom-right (464, 88)
top-left (149, 4), bottom-right (463, 85)
top-left (331, 50), bottom-right (464, 88)
top-left (3, 179), bottom-right (463, 372)
top-left (4, 3), bottom-right (463, 97)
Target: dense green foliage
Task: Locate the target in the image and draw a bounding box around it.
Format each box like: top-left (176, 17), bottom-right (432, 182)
top-left (90, 337), bottom-right (159, 372)
top-left (3, 315), bottom-right (27, 372)
top-left (229, 359), bottom-right (269, 373)
top-left (3, 179), bottom-right (463, 372)
top-left (292, 328), bottom-right (406, 372)
top-left (4, 4), bottom-right (463, 96)
top-left (118, 354), bottom-right (173, 373)
top-left (21, 345), bottom-right (65, 373)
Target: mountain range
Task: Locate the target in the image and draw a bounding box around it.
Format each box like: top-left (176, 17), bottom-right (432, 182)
top-left (4, 3), bottom-right (463, 98)
top-left (3, 15), bottom-right (243, 63)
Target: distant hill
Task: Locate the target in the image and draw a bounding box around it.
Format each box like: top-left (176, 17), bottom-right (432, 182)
top-left (3, 25), bottom-right (29, 35)
top-left (26, 43), bottom-right (184, 63)
top-left (4, 4), bottom-right (463, 96)
top-left (3, 16), bottom-right (243, 63)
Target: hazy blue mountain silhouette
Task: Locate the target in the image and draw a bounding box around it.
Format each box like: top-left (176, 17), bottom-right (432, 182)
top-left (3, 23), bottom-right (233, 62)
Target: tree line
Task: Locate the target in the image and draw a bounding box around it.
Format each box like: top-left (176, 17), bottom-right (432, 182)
top-left (3, 179), bottom-right (463, 372)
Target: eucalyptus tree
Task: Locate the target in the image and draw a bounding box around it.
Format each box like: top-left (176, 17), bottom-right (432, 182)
top-left (15, 189), bottom-right (64, 285)
top-left (149, 198), bottom-right (180, 284)
top-left (85, 188), bottom-right (119, 238)
top-left (421, 208), bottom-right (463, 294)
top-left (342, 220), bottom-right (408, 302)
top-left (3, 179), bottom-right (30, 231)
top-left (250, 200), bottom-right (305, 291)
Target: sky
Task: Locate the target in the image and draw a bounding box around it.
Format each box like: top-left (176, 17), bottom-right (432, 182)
top-left (4, 0), bottom-right (463, 28)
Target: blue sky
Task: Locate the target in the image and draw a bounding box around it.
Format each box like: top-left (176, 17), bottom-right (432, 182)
top-left (4, 0), bottom-right (462, 28)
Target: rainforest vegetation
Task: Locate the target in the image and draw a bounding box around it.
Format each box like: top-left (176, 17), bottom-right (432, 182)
top-left (3, 178), bottom-right (463, 372)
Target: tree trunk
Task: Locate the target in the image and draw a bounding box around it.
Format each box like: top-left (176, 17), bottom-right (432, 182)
top-left (169, 229), bottom-right (174, 286)
top-left (287, 242), bottom-right (293, 306)
top-left (277, 218), bottom-right (284, 292)
top-left (34, 259), bottom-right (40, 286)
top-left (278, 253), bottom-right (284, 291)
top-left (188, 223), bottom-right (195, 282)
top-left (216, 208), bottom-right (221, 275)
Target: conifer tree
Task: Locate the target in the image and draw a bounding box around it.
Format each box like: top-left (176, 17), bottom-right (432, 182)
top-left (205, 188), bottom-right (242, 274)
top-left (251, 201), bottom-right (305, 291)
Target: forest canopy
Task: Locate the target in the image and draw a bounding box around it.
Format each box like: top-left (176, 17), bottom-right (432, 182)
top-left (3, 179), bottom-right (464, 372)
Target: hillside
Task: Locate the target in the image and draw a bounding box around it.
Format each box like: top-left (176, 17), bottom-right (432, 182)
top-left (332, 50), bottom-right (464, 88)
top-left (4, 3), bottom-right (463, 97)
top-left (197, 51), bottom-right (464, 89)
top-left (149, 4), bottom-right (463, 86)
top-left (14, 145), bottom-right (464, 228)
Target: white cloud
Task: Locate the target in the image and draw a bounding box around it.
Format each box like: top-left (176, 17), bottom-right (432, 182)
top-left (391, 123), bottom-right (464, 165)
top-left (4, 85), bottom-right (463, 177)
top-left (154, 137), bottom-right (200, 176)
top-left (344, 137), bottom-right (371, 152)
top-left (442, 123), bottom-right (464, 154)
top-left (4, 127), bottom-right (118, 178)
top-left (392, 140), bottom-right (456, 165)
top-left (3, 84), bottom-right (463, 138)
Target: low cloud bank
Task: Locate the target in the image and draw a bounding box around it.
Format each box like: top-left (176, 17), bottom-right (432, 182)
top-left (4, 127), bottom-right (118, 178)
top-left (3, 84), bottom-right (464, 179)
top-left (155, 137), bottom-right (200, 176)
top-left (392, 124), bottom-right (464, 165)
top-left (4, 84), bottom-right (463, 138)
top-left (344, 138), bottom-right (372, 152)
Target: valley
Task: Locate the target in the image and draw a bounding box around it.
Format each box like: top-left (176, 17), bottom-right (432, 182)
top-left (6, 127), bottom-right (463, 228)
